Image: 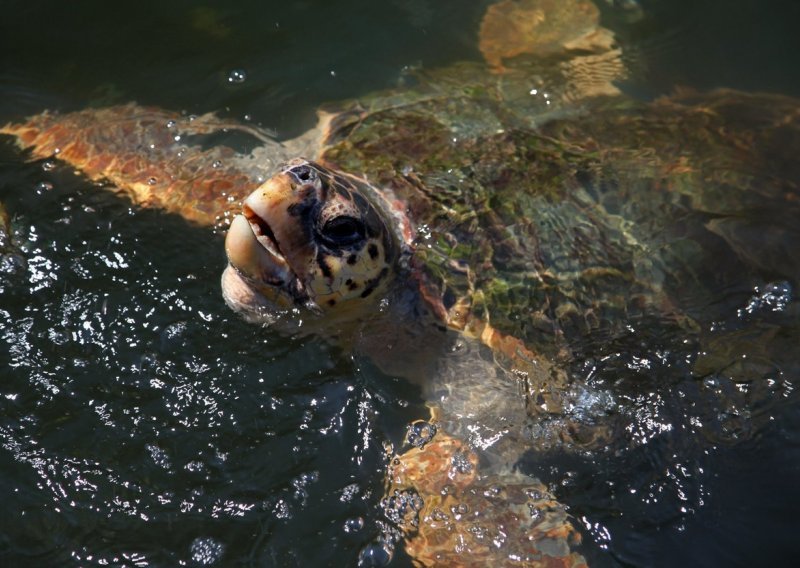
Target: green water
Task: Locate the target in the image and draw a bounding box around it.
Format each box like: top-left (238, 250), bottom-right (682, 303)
top-left (1, 1), bottom-right (799, 566)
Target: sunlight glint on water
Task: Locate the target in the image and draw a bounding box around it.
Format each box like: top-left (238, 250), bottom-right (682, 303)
top-left (0, 0), bottom-right (799, 566)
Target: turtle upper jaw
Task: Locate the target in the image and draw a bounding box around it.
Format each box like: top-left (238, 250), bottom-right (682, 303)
top-left (223, 206), bottom-right (307, 313)
top-left (245, 203), bottom-right (285, 263)
top-left (227, 212), bottom-right (291, 282)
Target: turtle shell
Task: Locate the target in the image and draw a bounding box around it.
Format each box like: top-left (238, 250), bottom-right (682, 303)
top-left (318, 80), bottom-right (800, 362)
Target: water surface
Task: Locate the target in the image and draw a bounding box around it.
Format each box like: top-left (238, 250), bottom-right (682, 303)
top-left (1, 0), bottom-right (799, 566)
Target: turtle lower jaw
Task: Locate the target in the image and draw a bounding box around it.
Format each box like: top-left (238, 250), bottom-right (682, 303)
top-left (223, 213), bottom-right (307, 312)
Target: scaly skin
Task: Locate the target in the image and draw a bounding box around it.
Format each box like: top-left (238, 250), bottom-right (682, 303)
top-left (384, 425), bottom-right (586, 567)
top-left (0, 104), bottom-right (266, 227)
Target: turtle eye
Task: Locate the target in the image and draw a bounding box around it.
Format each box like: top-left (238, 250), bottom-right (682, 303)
top-left (319, 216), bottom-right (365, 247)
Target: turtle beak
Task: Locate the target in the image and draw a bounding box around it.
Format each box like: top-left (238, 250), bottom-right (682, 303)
top-left (224, 171), bottom-right (317, 313)
top-left (225, 213), bottom-right (292, 287)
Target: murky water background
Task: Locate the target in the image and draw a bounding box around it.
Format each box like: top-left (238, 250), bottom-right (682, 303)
top-left (1, 0), bottom-right (799, 566)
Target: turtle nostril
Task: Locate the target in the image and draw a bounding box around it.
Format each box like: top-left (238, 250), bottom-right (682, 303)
top-left (289, 164), bottom-right (315, 184)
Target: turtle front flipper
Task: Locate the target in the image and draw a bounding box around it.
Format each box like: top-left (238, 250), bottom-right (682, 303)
top-left (382, 418), bottom-right (587, 567)
top-left (1, 104), bottom-right (285, 227)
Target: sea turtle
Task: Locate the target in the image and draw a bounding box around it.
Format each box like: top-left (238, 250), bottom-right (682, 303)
top-left (2, 0), bottom-right (799, 565)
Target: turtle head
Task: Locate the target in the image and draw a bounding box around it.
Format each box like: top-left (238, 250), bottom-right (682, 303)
top-left (222, 158), bottom-right (400, 326)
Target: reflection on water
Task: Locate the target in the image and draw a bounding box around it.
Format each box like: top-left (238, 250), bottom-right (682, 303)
top-left (1, 0), bottom-right (800, 566)
top-left (0, 176), bottom-right (420, 565)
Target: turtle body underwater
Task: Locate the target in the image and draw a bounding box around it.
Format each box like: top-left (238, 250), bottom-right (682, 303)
top-left (2, 0), bottom-right (799, 565)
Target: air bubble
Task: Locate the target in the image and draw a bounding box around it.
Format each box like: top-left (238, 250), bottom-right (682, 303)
top-left (42, 160), bottom-right (56, 172)
top-left (525, 488), bottom-right (542, 500)
top-left (212, 160), bottom-right (222, 169)
top-left (358, 539), bottom-right (393, 567)
top-left (166, 120), bottom-right (176, 128)
top-left (468, 524), bottom-right (489, 539)
top-left (227, 69), bottom-right (247, 84)
top-left (147, 177), bottom-right (158, 186)
top-left (450, 451), bottom-right (473, 474)
top-left (406, 420), bottom-right (436, 448)
top-left (450, 502), bottom-right (469, 517)
top-left (36, 181), bottom-right (54, 193)
top-left (343, 517), bottom-right (364, 533)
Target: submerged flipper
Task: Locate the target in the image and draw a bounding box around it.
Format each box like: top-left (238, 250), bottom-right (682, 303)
top-left (1, 104), bottom-right (287, 227)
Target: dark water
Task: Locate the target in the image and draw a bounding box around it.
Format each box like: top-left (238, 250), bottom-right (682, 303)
top-left (1, 1), bottom-right (799, 566)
